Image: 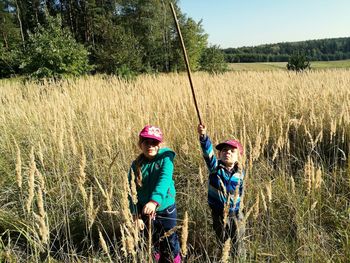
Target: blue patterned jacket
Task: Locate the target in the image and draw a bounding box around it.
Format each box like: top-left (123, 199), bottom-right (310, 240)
top-left (199, 135), bottom-right (244, 214)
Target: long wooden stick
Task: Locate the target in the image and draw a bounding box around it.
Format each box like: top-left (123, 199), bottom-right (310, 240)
top-left (170, 3), bottom-right (202, 125)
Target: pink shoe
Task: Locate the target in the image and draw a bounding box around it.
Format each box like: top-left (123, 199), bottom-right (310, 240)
top-left (173, 254), bottom-right (181, 263)
top-left (154, 252), bottom-right (160, 262)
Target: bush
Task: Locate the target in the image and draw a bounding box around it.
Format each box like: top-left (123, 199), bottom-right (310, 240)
top-left (200, 45), bottom-right (228, 74)
top-left (0, 45), bottom-right (21, 78)
top-left (20, 16), bottom-right (92, 79)
top-left (287, 52), bottom-right (311, 72)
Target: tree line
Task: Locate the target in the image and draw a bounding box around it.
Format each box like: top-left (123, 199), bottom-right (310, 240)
top-left (0, 0), bottom-right (227, 78)
top-left (224, 37), bottom-right (350, 63)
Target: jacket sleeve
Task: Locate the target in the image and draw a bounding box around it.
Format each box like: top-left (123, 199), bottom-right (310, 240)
top-left (150, 154), bottom-right (174, 206)
top-left (199, 135), bottom-right (218, 173)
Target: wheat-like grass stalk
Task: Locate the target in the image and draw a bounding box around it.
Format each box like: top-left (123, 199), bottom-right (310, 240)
top-left (26, 147), bottom-right (36, 213)
top-left (223, 194), bottom-right (231, 227)
top-left (198, 166), bottom-right (204, 185)
top-left (304, 156), bottom-right (315, 194)
top-left (260, 190), bottom-right (268, 212)
top-left (253, 192), bottom-right (260, 219)
top-left (120, 225), bottom-right (127, 258)
top-left (122, 224), bottom-right (136, 257)
top-left (35, 168), bottom-right (46, 194)
top-left (34, 185), bottom-right (49, 246)
top-left (94, 175), bottom-right (113, 212)
top-left (159, 225), bottom-right (182, 242)
top-left (266, 181), bottom-right (272, 203)
top-left (330, 119), bottom-right (337, 141)
top-left (98, 230), bottom-right (112, 262)
top-left (14, 139), bottom-right (22, 189)
top-left (181, 211), bottom-right (189, 257)
top-left (69, 123), bottom-right (78, 156)
top-left (252, 129), bottom-right (262, 161)
top-left (121, 176), bottom-right (132, 227)
top-left (290, 176), bottom-right (296, 195)
top-left (77, 145), bottom-right (87, 202)
top-left (311, 201), bottom-right (318, 210)
top-left (37, 141), bottom-right (45, 169)
top-left (87, 187), bottom-right (99, 230)
top-left (218, 176), bottom-right (227, 197)
top-left (233, 181), bottom-right (240, 209)
top-left (220, 238), bottom-right (231, 263)
top-left (315, 167), bottom-right (323, 190)
top-left (58, 123), bottom-right (65, 156)
top-left (129, 169), bottom-right (138, 205)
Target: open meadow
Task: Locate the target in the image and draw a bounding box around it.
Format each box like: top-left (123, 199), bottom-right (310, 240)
top-left (229, 59), bottom-right (350, 71)
top-left (0, 70), bottom-right (349, 262)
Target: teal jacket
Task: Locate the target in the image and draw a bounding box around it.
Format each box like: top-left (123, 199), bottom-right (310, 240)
top-left (129, 147), bottom-right (176, 214)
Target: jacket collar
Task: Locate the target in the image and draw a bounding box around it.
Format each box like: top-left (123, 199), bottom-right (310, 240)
top-left (218, 160), bottom-right (238, 174)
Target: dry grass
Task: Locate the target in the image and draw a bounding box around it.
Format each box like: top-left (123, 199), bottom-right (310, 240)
top-left (0, 70), bottom-right (349, 262)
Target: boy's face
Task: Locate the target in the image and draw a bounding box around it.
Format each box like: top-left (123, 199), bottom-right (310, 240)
top-left (140, 139), bottom-right (160, 159)
top-left (219, 146), bottom-right (239, 167)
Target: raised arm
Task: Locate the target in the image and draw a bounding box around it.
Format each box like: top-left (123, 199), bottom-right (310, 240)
top-left (198, 124), bottom-right (218, 173)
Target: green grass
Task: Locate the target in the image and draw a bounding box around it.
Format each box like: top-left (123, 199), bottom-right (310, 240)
top-left (311, 59), bottom-right (350, 69)
top-left (229, 59), bottom-right (350, 71)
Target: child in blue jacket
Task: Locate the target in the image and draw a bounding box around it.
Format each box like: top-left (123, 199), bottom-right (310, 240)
top-left (197, 124), bottom-right (245, 255)
top-left (129, 125), bottom-right (181, 263)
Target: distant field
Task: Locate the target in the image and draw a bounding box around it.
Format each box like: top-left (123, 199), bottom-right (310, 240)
top-left (229, 59), bottom-right (350, 71)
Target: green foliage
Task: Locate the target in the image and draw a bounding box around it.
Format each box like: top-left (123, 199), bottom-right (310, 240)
top-left (173, 17), bottom-right (208, 71)
top-left (0, 44), bottom-right (21, 78)
top-left (1, 0), bottom-right (211, 77)
top-left (92, 21), bottom-right (142, 75)
top-left (224, 37), bottom-right (350, 63)
top-left (115, 65), bottom-right (137, 81)
top-left (0, 0), bottom-right (22, 78)
top-left (20, 16), bottom-right (91, 79)
top-left (118, 1), bottom-right (208, 73)
top-left (181, 18), bottom-right (208, 71)
top-left (200, 45), bottom-right (228, 73)
top-left (287, 52), bottom-right (311, 72)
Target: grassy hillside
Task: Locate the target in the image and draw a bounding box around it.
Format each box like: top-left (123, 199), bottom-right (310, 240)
top-left (0, 71), bottom-right (349, 262)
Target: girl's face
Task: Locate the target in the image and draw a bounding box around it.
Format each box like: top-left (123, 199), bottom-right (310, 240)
top-left (140, 139), bottom-right (160, 159)
top-left (219, 146), bottom-right (239, 167)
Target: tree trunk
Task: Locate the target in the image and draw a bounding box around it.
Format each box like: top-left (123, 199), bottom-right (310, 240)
top-left (1, 17), bottom-right (9, 48)
top-left (15, 0), bottom-right (25, 44)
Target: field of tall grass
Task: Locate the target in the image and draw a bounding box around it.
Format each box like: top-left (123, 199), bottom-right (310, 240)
top-left (0, 70), bottom-right (349, 262)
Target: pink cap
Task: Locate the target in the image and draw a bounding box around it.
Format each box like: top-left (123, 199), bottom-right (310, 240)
top-left (215, 140), bottom-right (243, 155)
top-left (139, 125), bottom-right (163, 142)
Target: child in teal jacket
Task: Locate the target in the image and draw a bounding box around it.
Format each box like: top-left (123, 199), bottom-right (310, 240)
top-left (129, 125), bottom-right (181, 263)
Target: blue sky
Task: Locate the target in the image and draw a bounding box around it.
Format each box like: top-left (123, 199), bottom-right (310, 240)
top-left (178, 0), bottom-right (350, 48)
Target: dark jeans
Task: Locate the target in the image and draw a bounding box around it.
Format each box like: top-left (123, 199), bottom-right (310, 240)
top-left (211, 209), bottom-right (245, 256)
top-left (142, 203), bottom-right (180, 262)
